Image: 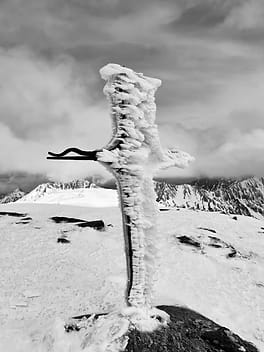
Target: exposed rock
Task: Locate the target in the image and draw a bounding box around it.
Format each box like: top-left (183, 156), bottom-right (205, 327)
top-left (256, 282), bottom-right (264, 288)
top-left (0, 211), bottom-right (27, 217)
top-left (209, 243), bottom-right (222, 248)
top-left (0, 188), bottom-right (25, 204)
top-left (76, 220), bottom-right (105, 231)
top-left (176, 234), bottom-right (242, 260)
top-left (227, 248), bottom-right (238, 258)
top-left (177, 235), bottom-right (201, 248)
top-left (125, 305), bottom-right (258, 352)
top-left (57, 237), bottom-right (71, 244)
top-left (198, 227), bottom-right (216, 233)
top-left (15, 216), bottom-right (32, 225)
top-left (50, 216), bottom-right (105, 231)
top-left (50, 216), bottom-right (88, 224)
top-left (208, 235), bottom-right (228, 247)
top-left (201, 327), bottom-right (249, 352)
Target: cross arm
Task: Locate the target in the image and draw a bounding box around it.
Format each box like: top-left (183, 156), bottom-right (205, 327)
top-left (47, 147), bottom-right (100, 161)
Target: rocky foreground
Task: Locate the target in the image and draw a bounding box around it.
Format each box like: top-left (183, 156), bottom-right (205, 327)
top-left (125, 305), bottom-right (258, 352)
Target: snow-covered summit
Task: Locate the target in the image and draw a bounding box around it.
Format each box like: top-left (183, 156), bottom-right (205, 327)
top-left (155, 176), bottom-right (264, 218)
top-left (0, 188), bottom-right (25, 204)
top-left (10, 176), bottom-right (264, 216)
top-left (17, 181), bottom-right (118, 207)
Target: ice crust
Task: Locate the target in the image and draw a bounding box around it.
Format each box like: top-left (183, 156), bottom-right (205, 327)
top-left (97, 63), bottom-right (193, 308)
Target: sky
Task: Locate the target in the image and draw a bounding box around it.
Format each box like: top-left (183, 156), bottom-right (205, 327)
top-left (0, 0), bottom-right (264, 183)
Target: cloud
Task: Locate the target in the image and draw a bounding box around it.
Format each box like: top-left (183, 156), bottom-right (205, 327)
top-left (0, 48), bottom-right (113, 181)
top-left (223, 0), bottom-right (264, 31)
top-left (197, 129), bottom-right (264, 177)
top-left (0, 172), bottom-right (48, 195)
top-left (168, 0), bottom-right (235, 30)
top-left (156, 68), bottom-right (264, 178)
top-left (0, 0), bottom-right (263, 181)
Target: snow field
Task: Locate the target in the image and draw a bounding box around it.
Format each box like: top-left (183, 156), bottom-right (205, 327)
top-left (0, 204), bottom-right (263, 350)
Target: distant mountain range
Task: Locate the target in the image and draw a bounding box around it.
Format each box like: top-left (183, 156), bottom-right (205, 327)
top-left (15, 180), bottom-right (118, 207)
top-left (1, 177), bottom-right (263, 218)
top-left (16, 180), bottom-right (94, 203)
top-left (0, 180), bottom-right (93, 204)
top-left (155, 176), bottom-right (264, 218)
top-left (0, 188), bottom-right (25, 204)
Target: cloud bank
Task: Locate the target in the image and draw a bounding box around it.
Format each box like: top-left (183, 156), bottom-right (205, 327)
top-left (0, 0), bottom-right (263, 180)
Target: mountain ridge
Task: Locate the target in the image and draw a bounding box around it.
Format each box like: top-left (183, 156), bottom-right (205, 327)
top-left (16, 180), bottom-right (118, 207)
top-left (16, 180), bottom-right (95, 203)
top-left (2, 176), bottom-right (264, 218)
top-left (155, 176), bottom-right (264, 218)
top-left (0, 188), bottom-right (25, 204)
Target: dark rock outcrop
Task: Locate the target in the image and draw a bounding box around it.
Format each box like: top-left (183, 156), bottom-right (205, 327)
top-left (0, 188), bottom-right (25, 204)
top-left (76, 220), bottom-right (105, 231)
top-left (57, 237), bottom-right (71, 244)
top-left (51, 216), bottom-right (88, 224)
top-left (64, 306), bottom-right (259, 351)
top-left (198, 227), bottom-right (216, 233)
top-left (16, 216), bottom-right (32, 224)
top-left (177, 236), bottom-right (201, 248)
top-left (125, 305), bottom-right (259, 352)
top-left (0, 211), bottom-right (27, 217)
top-left (50, 216), bottom-right (105, 231)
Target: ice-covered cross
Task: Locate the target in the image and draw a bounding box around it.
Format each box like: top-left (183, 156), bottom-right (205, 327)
top-left (47, 63), bottom-right (193, 309)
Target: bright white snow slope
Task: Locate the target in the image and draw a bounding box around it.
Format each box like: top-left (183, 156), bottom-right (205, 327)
top-left (0, 203), bottom-right (263, 351)
top-left (17, 184), bottom-right (118, 207)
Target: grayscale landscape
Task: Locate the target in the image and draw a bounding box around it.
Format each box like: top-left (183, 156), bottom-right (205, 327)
top-left (0, 0), bottom-right (263, 351)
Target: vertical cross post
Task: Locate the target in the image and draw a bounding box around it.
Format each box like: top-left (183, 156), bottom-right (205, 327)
top-left (47, 63), bottom-right (193, 309)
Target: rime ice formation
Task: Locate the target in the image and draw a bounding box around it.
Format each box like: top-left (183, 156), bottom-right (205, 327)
top-left (97, 63), bottom-right (193, 307)
top-left (47, 63), bottom-right (193, 310)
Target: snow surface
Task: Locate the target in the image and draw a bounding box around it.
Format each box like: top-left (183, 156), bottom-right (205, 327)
top-left (18, 187), bottom-right (118, 207)
top-left (0, 203), bottom-right (263, 351)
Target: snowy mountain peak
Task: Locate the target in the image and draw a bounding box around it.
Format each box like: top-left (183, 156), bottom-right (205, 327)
top-left (17, 180), bottom-right (118, 207)
top-left (8, 176), bottom-right (264, 217)
top-left (18, 180), bottom-right (95, 203)
top-left (0, 188), bottom-right (25, 204)
top-left (155, 176), bottom-right (264, 218)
